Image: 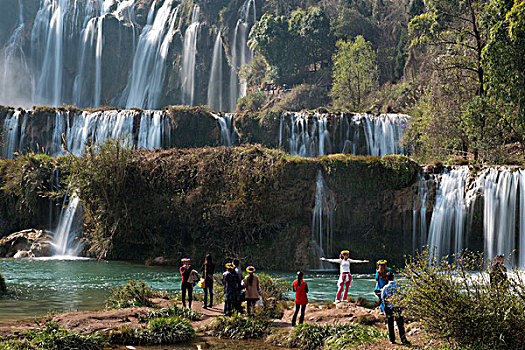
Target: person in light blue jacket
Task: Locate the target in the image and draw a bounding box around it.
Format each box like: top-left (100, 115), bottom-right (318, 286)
top-left (374, 259), bottom-right (389, 303)
top-left (381, 272), bottom-right (409, 345)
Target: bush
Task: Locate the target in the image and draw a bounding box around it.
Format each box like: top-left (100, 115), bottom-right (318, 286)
top-left (105, 280), bottom-right (170, 309)
top-left (109, 316), bottom-right (194, 345)
top-left (397, 250), bottom-right (525, 349)
top-left (277, 84), bottom-right (330, 111)
top-left (0, 322), bottom-right (106, 349)
top-left (237, 92), bottom-right (266, 113)
top-left (258, 273), bottom-right (291, 301)
top-left (139, 305), bottom-right (201, 322)
top-left (284, 323), bottom-right (385, 350)
top-left (204, 315), bottom-right (270, 339)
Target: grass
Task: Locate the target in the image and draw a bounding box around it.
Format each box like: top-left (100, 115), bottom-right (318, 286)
top-left (138, 305), bottom-right (201, 322)
top-left (108, 316), bottom-right (194, 345)
top-left (204, 315), bottom-right (271, 339)
top-left (105, 280), bottom-right (171, 309)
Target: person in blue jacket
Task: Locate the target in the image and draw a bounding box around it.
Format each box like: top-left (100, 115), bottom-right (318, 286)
top-left (381, 271), bottom-right (409, 345)
top-left (374, 259), bottom-right (389, 303)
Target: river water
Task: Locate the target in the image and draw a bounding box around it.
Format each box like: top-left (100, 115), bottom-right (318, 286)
top-left (0, 258), bottom-right (377, 322)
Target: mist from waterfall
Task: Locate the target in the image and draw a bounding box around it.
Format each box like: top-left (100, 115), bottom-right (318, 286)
top-left (229, 0), bottom-right (256, 111)
top-left (207, 31), bottom-right (224, 111)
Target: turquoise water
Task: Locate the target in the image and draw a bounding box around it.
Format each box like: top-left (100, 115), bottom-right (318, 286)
top-left (0, 259), bottom-right (377, 322)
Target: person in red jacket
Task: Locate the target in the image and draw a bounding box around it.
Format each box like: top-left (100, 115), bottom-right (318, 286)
top-left (180, 258), bottom-right (193, 308)
top-left (292, 271), bottom-right (308, 326)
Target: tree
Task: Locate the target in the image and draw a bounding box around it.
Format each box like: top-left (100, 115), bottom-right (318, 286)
top-left (330, 36), bottom-right (378, 110)
top-left (482, 0), bottom-right (525, 151)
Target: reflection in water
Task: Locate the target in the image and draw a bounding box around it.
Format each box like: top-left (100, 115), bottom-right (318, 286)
top-left (0, 259), bottom-right (376, 321)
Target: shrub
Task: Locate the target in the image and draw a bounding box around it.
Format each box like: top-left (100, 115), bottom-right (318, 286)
top-left (284, 323), bottom-right (385, 350)
top-left (0, 322), bottom-right (106, 349)
top-left (105, 280), bottom-right (169, 309)
top-left (258, 273), bottom-right (291, 301)
top-left (204, 315), bottom-right (270, 339)
top-left (397, 250), bottom-right (525, 349)
top-left (277, 84), bottom-right (330, 111)
top-left (139, 305), bottom-right (201, 322)
top-left (237, 92), bottom-right (266, 113)
top-left (109, 316), bottom-right (194, 345)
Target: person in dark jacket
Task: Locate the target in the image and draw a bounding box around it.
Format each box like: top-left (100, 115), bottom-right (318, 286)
top-left (292, 271), bottom-right (308, 326)
top-left (180, 258), bottom-right (193, 309)
top-left (222, 263), bottom-right (241, 316)
top-left (201, 254), bottom-right (215, 309)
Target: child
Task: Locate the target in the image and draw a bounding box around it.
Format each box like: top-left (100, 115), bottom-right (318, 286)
top-left (321, 250), bottom-right (369, 302)
top-left (292, 271), bottom-right (308, 326)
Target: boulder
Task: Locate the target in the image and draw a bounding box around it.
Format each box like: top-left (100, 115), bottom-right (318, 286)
top-left (0, 229), bottom-right (54, 258)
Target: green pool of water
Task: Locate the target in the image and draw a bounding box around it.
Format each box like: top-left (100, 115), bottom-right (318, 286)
top-left (0, 258), bottom-right (377, 322)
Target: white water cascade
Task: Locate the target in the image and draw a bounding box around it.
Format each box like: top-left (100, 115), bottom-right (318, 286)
top-left (207, 31), bottom-right (224, 111)
top-left (354, 113), bottom-right (408, 156)
top-left (124, 0), bottom-right (180, 109)
top-left (137, 110), bottom-right (170, 149)
top-left (181, 6), bottom-right (201, 106)
top-left (229, 0), bottom-right (257, 111)
top-left (53, 193), bottom-right (82, 257)
top-left (2, 110), bottom-right (22, 159)
top-left (212, 113), bottom-right (237, 146)
top-left (279, 112), bottom-right (409, 157)
top-left (481, 168), bottom-right (523, 265)
top-left (412, 174), bottom-right (430, 255)
top-left (426, 167), bottom-right (479, 260)
top-left (312, 170), bottom-right (336, 267)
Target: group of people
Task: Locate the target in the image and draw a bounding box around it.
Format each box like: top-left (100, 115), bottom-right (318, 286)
top-left (179, 250), bottom-right (408, 345)
top-left (179, 255), bottom-right (262, 316)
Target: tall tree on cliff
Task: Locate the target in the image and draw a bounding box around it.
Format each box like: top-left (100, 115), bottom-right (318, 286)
top-left (408, 0), bottom-right (487, 159)
top-left (330, 35), bottom-right (378, 111)
top-left (481, 0), bottom-right (525, 153)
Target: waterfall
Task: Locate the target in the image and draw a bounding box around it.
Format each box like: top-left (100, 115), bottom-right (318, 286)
top-left (426, 167), bottom-right (479, 260)
top-left (353, 113), bottom-right (408, 156)
top-left (207, 31), bottom-right (224, 111)
top-left (312, 170), bottom-right (336, 267)
top-left (481, 168), bottom-right (520, 265)
top-left (2, 110), bottom-right (21, 159)
top-left (1, 0), bottom-right (29, 105)
top-left (53, 192), bottom-right (82, 256)
top-left (181, 6), bottom-right (200, 106)
top-left (212, 113), bottom-right (237, 146)
top-left (229, 0), bottom-right (256, 111)
top-left (520, 170), bottom-right (525, 268)
top-left (137, 110), bottom-right (169, 149)
top-left (123, 0), bottom-right (179, 109)
top-left (279, 112), bottom-right (409, 157)
top-left (412, 174), bottom-right (430, 254)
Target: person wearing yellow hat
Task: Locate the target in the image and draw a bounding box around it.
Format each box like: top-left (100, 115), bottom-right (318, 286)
top-left (222, 262), bottom-right (241, 316)
top-left (200, 254), bottom-right (215, 309)
top-left (180, 258), bottom-right (193, 308)
top-left (375, 260), bottom-right (389, 303)
top-left (320, 250), bottom-right (369, 303)
top-left (243, 266), bottom-right (261, 315)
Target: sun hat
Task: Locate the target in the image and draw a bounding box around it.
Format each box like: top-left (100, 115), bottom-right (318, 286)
top-left (246, 266), bottom-right (256, 273)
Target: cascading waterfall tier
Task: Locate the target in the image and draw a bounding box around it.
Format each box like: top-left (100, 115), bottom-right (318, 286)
top-left (212, 113), bottom-right (238, 147)
top-left (53, 192), bottom-right (82, 257)
top-left (180, 6), bottom-right (200, 106)
top-left (279, 112), bottom-right (410, 157)
top-left (414, 166), bottom-right (525, 266)
top-left (312, 170), bottom-right (336, 269)
top-left (207, 31), bottom-right (225, 112)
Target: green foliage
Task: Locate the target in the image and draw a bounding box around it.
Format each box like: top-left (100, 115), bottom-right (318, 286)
top-left (249, 7), bottom-right (334, 84)
top-left (139, 305), bottom-right (201, 322)
top-left (258, 273), bottom-right (291, 301)
top-left (0, 322), bottom-right (106, 349)
top-left (237, 92), bottom-right (266, 113)
top-left (109, 316), bottom-right (194, 345)
top-left (330, 36), bottom-right (378, 111)
top-left (105, 280), bottom-right (169, 309)
top-left (277, 84), bottom-right (329, 111)
top-left (284, 323), bottom-right (385, 350)
top-left (204, 315), bottom-right (270, 339)
top-left (397, 250), bottom-right (525, 349)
